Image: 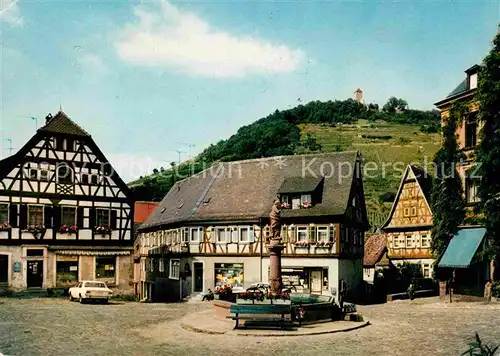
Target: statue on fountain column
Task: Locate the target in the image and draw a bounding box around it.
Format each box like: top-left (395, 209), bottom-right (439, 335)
top-left (269, 199), bottom-right (282, 242)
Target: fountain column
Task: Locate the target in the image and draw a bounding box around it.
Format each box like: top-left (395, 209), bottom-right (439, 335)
top-left (267, 238), bottom-right (285, 294)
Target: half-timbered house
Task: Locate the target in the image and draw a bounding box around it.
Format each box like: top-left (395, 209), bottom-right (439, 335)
top-left (0, 111), bottom-right (134, 293)
top-left (382, 165), bottom-right (434, 277)
top-left (136, 151), bottom-right (368, 302)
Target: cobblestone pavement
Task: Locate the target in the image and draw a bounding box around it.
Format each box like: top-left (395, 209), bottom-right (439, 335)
top-left (1, 297), bottom-right (499, 356)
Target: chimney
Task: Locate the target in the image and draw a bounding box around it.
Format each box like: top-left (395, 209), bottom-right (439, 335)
top-left (45, 113), bottom-right (53, 125)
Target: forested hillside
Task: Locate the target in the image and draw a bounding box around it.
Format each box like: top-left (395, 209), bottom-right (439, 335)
top-left (129, 97), bottom-right (441, 226)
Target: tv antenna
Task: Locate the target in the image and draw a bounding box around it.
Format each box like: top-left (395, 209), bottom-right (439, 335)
top-left (4, 138), bottom-right (14, 155)
top-left (31, 116), bottom-right (39, 130)
top-left (176, 142), bottom-right (196, 159)
top-left (170, 149), bottom-right (186, 165)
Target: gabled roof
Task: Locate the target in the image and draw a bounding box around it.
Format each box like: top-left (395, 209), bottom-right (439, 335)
top-left (39, 111), bottom-right (90, 137)
top-left (140, 151), bottom-right (364, 230)
top-left (364, 234), bottom-right (387, 267)
top-left (382, 165), bottom-right (433, 228)
top-left (434, 64), bottom-right (480, 107)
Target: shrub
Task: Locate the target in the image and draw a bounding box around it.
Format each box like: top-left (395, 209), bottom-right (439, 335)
top-left (492, 281), bottom-right (500, 298)
top-left (399, 137), bottom-right (411, 144)
top-left (463, 333), bottom-right (499, 356)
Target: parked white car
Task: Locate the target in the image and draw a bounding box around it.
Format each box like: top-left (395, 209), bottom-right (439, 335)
top-left (68, 281), bottom-right (113, 303)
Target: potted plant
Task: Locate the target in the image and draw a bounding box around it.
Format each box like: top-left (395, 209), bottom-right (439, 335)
top-left (0, 222), bottom-right (11, 231)
top-left (59, 224), bottom-right (78, 234)
top-left (301, 201), bottom-right (312, 209)
top-left (94, 226), bottom-right (112, 235)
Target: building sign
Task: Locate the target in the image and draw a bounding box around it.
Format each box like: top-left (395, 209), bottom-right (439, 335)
top-left (13, 262), bottom-right (21, 273)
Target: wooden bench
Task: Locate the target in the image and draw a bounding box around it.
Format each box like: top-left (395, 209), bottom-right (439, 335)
top-left (227, 304), bottom-right (293, 329)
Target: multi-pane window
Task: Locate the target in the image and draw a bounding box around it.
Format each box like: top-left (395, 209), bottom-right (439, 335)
top-left (421, 235), bottom-right (431, 248)
top-left (190, 227), bottom-right (202, 243)
top-left (96, 209), bottom-right (110, 227)
top-left (181, 228), bottom-right (189, 243)
top-left (0, 204), bottom-right (8, 224)
top-left (169, 259), bottom-right (180, 280)
top-left (466, 178), bottom-right (480, 204)
top-left (28, 206), bottom-right (43, 226)
top-left (96, 257), bottom-right (115, 279)
top-left (393, 236), bottom-right (400, 248)
top-left (29, 168), bottom-right (38, 180)
top-left (465, 112), bottom-right (478, 148)
top-left (239, 227), bottom-right (250, 243)
top-left (297, 227), bottom-right (308, 242)
top-left (411, 207), bottom-right (417, 217)
top-left (57, 164), bottom-right (73, 184)
top-left (422, 264), bottom-right (432, 278)
top-left (405, 235), bottom-right (413, 248)
top-left (61, 207), bottom-right (76, 226)
top-left (216, 228), bottom-right (228, 243)
top-left (316, 227), bottom-right (329, 242)
top-left (403, 208), bottom-right (410, 217)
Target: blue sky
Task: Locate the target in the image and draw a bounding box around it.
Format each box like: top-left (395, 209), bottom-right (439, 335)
top-left (1, 0), bottom-right (499, 181)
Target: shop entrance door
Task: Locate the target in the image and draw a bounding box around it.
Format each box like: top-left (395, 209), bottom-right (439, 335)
top-left (27, 260), bottom-right (43, 288)
top-left (0, 255), bottom-right (8, 284)
top-left (193, 262), bottom-right (203, 293)
top-left (310, 270), bottom-right (322, 294)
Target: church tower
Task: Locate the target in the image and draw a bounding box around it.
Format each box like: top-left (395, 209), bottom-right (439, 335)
top-left (354, 88), bottom-right (364, 104)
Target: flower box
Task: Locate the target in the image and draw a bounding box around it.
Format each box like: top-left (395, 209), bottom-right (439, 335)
top-left (94, 226), bottom-right (112, 235)
top-left (59, 225), bottom-right (78, 234)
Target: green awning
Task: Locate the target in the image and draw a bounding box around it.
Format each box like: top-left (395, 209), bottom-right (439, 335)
top-left (438, 227), bottom-right (486, 268)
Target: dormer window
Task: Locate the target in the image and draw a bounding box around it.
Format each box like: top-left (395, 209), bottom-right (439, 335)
top-left (277, 176), bottom-right (323, 210)
top-left (469, 73), bottom-right (477, 90)
top-left (300, 194), bottom-right (312, 208)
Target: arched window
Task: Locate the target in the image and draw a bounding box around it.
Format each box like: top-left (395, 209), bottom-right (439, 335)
top-left (57, 164), bottom-right (73, 184)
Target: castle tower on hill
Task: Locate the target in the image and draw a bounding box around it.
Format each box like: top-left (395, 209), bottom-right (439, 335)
top-left (354, 88), bottom-right (364, 104)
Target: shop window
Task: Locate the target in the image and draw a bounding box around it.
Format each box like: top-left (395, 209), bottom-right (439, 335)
top-left (0, 204), bottom-right (8, 224)
top-left (296, 227), bottom-right (308, 242)
top-left (95, 257), bottom-right (115, 279)
top-left (61, 207), bottom-right (76, 226)
top-left (169, 259), bottom-right (180, 280)
top-left (57, 164), bottom-right (73, 184)
top-left (96, 209), bottom-right (110, 227)
top-left (28, 205), bottom-right (43, 226)
top-left (316, 226), bottom-right (329, 242)
top-left (466, 178), bottom-right (480, 204)
top-left (56, 261), bottom-right (78, 285)
top-left (214, 263), bottom-right (243, 288)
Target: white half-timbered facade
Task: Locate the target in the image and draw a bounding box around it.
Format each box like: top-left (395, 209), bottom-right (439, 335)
top-left (136, 152), bottom-right (368, 303)
top-left (0, 111), bottom-right (134, 293)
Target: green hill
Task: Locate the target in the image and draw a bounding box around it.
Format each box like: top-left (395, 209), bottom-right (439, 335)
top-left (129, 98), bottom-right (441, 227)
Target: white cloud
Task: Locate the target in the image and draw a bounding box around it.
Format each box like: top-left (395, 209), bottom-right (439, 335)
top-left (77, 53), bottom-right (109, 75)
top-left (115, 1), bottom-right (305, 78)
top-left (0, 0), bottom-right (23, 27)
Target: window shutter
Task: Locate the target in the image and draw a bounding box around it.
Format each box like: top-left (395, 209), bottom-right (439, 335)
top-left (110, 210), bottom-right (118, 230)
top-left (9, 204), bottom-right (18, 228)
top-left (329, 226), bottom-right (335, 242)
top-left (53, 206), bottom-right (61, 228)
top-left (44, 206), bottom-right (53, 228)
top-left (309, 226), bottom-right (316, 242)
top-left (76, 207), bottom-right (84, 228)
top-left (89, 208), bottom-right (96, 228)
top-left (290, 226), bottom-right (296, 243)
top-left (19, 204), bottom-right (28, 229)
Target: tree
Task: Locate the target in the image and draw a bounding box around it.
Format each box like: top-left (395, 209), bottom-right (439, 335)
top-left (383, 97), bottom-right (408, 113)
top-left (476, 26), bottom-right (500, 279)
top-left (430, 102), bottom-right (466, 259)
top-left (153, 168), bottom-right (159, 175)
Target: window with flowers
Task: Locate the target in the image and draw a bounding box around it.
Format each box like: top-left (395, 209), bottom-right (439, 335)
top-left (96, 209), bottom-right (110, 227)
top-left (316, 226), bottom-right (329, 242)
top-left (28, 205), bottom-right (43, 226)
top-left (61, 207), bottom-right (76, 226)
top-left (297, 226), bottom-right (308, 242)
top-left (0, 204), bottom-right (8, 225)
